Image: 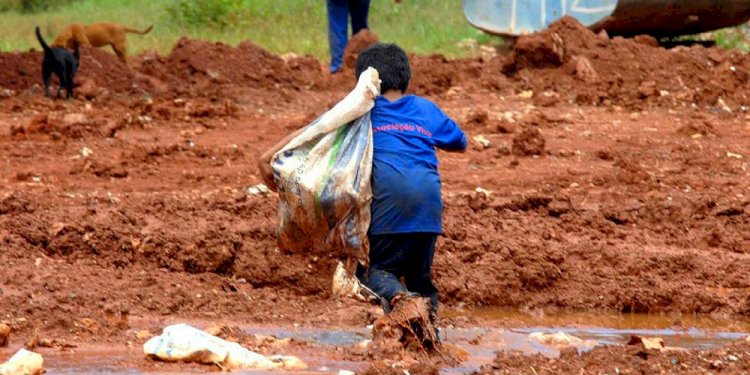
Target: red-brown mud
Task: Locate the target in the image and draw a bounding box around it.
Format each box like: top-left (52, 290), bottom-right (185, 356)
top-left (499, 16), bottom-right (750, 109)
top-left (1, 16), bottom-right (750, 372)
top-left (370, 297), bottom-right (440, 358)
top-left (477, 340), bottom-right (750, 374)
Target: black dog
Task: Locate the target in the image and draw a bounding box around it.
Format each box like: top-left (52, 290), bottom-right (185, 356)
top-left (35, 26), bottom-right (79, 98)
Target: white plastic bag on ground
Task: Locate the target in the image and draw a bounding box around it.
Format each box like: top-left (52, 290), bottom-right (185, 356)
top-left (332, 260), bottom-right (362, 299)
top-left (143, 323), bottom-right (305, 370)
top-left (0, 349), bottom-right (44, 375)
top-left (528, 331), bottom-right (598, 349)
top-left (271, 67), bottom-right (380, 263)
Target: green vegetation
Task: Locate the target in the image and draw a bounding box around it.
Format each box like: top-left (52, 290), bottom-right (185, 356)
top-left (1, 0), bottom-right (746, 59)
top-left (0, 0), bottom-right (77, 13)
top-left (0, 0), bottom-right (496, 59)
top-left (714, 25), bottom-right (750, 52)
top-left (165, 0), bottom-right (244, 29)
top-left (677, 24), bottom-right (750, 52)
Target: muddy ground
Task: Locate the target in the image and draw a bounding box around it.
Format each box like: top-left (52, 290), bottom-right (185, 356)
top-left (1, 17), bottom-right (750, 373)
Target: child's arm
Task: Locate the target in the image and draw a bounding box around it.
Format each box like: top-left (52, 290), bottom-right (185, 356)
top-left (257, 126), bottom-right (307, 192)
top-left (430, 106), bottom-right (468, 153)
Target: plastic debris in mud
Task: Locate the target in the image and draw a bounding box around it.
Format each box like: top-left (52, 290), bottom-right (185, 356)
top-left (332, 261), bottom-right (364, 299)
top-left (246, 183), bottom-right (270, 196)
top-left (80, 146), bottom-right (93, 158)
top-left (0, 348), bottom-right (44, 375)
top-left (143, 323), bottom-right (306, 370)
top-left (528, 331), bottom-right (597, 349)
top-left (472, 135), bottom-right (491, 150)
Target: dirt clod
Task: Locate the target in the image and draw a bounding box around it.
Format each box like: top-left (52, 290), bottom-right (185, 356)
top-left (371, 297), bottom-right (439, 356)
top-left (512, 127), bottom-right (546, 156)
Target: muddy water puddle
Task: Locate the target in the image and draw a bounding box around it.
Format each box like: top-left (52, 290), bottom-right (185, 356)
top-left (6, 311), bottom-right (749, 374)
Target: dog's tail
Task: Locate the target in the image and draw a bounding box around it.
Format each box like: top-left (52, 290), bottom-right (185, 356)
top-left (35, 26), bottom-right (52, 54)
top-left (124, 25), bottom-right (153, 35)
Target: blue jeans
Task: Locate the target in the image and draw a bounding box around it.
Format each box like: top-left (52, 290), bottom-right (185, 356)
top-left (364, 233), bottom-right (439, 314)
top-left (327, 0), bottom-right (370, 73)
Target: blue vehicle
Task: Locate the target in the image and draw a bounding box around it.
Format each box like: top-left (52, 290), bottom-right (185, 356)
top-left (463, 0), bottom-right (750, 37)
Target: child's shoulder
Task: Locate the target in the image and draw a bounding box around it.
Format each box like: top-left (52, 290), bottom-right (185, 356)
top-left (404, 95), bottom-right (442, 112)
top-left (407, 94), bottom-right (434, 105)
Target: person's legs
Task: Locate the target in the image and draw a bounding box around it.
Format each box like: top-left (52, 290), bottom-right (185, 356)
top-left (327, 0), bottom-right (349, 73)
top-left (365, 234), bottom-right (412, 310)
top-left (402, 233), bottom-right (440, 341)
top-left (348, 0), bottom-right (370, 34)
top-left (403, 234), bottom-right (439, 316)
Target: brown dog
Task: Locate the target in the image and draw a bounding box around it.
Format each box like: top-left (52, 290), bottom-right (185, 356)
top-left (52, 23), bottom-right (153, 63)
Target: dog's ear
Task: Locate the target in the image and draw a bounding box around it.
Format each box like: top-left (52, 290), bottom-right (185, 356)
top-left (73, 46), bottom-right (80, 61)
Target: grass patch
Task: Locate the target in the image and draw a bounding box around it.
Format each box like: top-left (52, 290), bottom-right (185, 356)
top-left (166, 0), bottom-right (245, 29)
top-left (2, 0), bottom-right (747, 60)
top-left (676, 23), bottom-right (750, 52)
top-left (714, 24), bottom-right (750, 52)
top-left (0, 0), bottom-right (499, 59)
top-left (0, 0), bottom-right (78, 13)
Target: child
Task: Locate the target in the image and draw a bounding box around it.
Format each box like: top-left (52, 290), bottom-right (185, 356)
top-left (258, 43), bottom-right (466, 325)
top-left (352, 44), bottom-right (466, 323)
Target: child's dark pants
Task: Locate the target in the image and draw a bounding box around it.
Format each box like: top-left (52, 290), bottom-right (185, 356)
top-left (364, 233), bottom-right (439, 315)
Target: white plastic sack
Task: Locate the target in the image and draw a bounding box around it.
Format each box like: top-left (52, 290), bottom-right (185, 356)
top-left (271, 67), bottom-right (380, 263)
top-left (143, 323), bottom-right (305, 370)
top-left (0, 349), bottom-right (44, 375)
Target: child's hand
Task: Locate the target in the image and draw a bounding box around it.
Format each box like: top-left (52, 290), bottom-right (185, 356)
top-left (356, 67), bottom-right (381, 99)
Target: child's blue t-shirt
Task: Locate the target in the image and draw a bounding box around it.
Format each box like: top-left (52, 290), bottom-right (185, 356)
top-left (369, 94), bottom-right (467, 235)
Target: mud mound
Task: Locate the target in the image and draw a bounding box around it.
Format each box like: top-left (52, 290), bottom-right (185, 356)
top-left (507, 16), bottom-right (595, 70)
top-left (283, 54), bottom-right (326, 89)
top-left (151, 38), bottom-right (325, 91)
top-left (343, 29), bottom-right (380, 70)
top-left (0, 50), bottom-right (41, 92)
top-left (77, 47), bottom-right (137, 92)
top-left (502, 16), bottom-right (750, 108)
top-left (409, 55), bottom-right (485, 96)
top-left (168, 38), bottom-right (282, 85)
top-left (0, 47), bottom-right (138, 94)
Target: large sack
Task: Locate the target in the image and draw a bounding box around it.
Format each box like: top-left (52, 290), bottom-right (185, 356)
top-left (271, 67), bottom-right (380, 263)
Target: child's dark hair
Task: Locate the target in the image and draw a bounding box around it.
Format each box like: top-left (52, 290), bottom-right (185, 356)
top-left (355, 43), bottom-right (411, 93)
